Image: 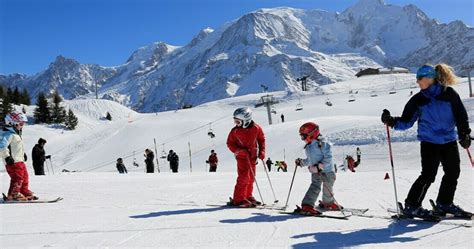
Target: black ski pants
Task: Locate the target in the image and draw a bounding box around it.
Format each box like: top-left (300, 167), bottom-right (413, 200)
top-left (405, 141), bottom-right (460, 207)
top-left (33, 162), bottom-right (45, 175)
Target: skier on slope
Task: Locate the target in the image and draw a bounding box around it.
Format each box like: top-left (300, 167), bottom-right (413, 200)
top-left (207, 150), bottom-right (218, 172)
top-left (144, 149), bottom-right (155, 173)
top-left (381, 64), bottom-right (472, 219)
top-left (116, 158), bottom-right (128, 174)
top-left (167, 150), bottom-right (179, 173)
top-left (32, 138), bottom-right (51, 175)
top-left (0, 112), bottom-right (37, 201)
top-left (294, 121), bottom-right (341, 215)
top-left (227, 107), bottom-right (265, 207)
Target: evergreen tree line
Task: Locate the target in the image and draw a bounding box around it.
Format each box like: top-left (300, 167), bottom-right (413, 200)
top-left (33, 90), bottom-right (78, 130)
top-left (0, 86), bottom-right (31, 119)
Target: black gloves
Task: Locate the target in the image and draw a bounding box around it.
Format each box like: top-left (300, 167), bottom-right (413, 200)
top-left (459, 133), bottom-right (471, 149)
top-left (295, 158), bottom-right (303, 167)
top-left (381, 109), bottom-right (397, 127)
top-left (45, 155), bottom-right (51, 159)
top-left (5, 156), bottom-right (14, 165)
top-left (24, 153), bottom-right (27, 162)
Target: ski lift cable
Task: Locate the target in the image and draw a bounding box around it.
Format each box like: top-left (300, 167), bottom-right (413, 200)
top-left (82, 114), bottom-right (230, 172)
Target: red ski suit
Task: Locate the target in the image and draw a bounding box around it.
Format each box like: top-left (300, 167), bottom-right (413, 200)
top-left (227, 121), bottom-right (265, 204)
top-left (6, 162), bottom-right (31, 197)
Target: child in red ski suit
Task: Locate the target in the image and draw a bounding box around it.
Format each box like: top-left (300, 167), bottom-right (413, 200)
top-left (227, 107), bottom-right (265, 207)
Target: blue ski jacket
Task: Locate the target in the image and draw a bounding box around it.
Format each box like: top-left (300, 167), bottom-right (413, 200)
top-left (394, 82), bottom-right (470, 144)
top-left (301, 136), bottom-right (334, 173)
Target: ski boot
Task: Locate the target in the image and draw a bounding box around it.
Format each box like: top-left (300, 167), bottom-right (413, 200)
top-left (294, 204), bottom-right (322, 216)
top-left (227, 197), bottom-right (255, 208)
top-left (434, 201), bottom-right (472, 219)
top-left (4, 193), bottom-right (28, 201)
top-left (247, 196), bottom-right (262, 206)
top-left (402, 203), bottom-right (440, 221)
top-left (318, 200), bottom-right (343, 210)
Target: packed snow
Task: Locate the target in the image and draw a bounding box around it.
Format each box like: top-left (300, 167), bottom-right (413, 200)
top-left (1, 74), bottom-right (473, 248)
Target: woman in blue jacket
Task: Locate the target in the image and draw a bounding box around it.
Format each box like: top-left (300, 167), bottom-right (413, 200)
top-left (381, 64), bottom-right (471, 219)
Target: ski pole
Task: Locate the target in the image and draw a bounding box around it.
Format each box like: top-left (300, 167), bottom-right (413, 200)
top-left (465, 148), bottom-right (474, 167)
top-left (247, 157), bottom-right (265, 205)
top-left (45, 161), bottom-right (50, 175)
top-left (319, 172), bottom-right (349, 218)
top-left (261, 159), bottom-right (279, 204)
top-left (49, 158), bottom-right (55, 175)
top-left (386, 124), bottom-right (401, 218)
top-left (284, 162), bottom-right (299, 211)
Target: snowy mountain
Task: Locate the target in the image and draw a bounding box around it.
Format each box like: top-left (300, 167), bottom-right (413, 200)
top-left (1, 0), bottom-right (472, 111)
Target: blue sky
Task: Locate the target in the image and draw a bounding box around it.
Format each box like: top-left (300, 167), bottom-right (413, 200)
top-left (1, 0), bottom-right (472, 75)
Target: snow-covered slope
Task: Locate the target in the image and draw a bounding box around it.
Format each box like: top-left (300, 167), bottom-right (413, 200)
top-left (1, 74), bottom-right (473, 248)
top-left (2, 0), bottom-right (472, 112)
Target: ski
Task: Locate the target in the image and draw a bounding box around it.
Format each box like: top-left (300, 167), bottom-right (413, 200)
top-left (353, 212), bottom-right (472, 228)
top-left (0, 197), bottom-right (63, 204)
top-left (279, 211), bottom-right (351, 220)
top-left (428, 199), bottom-right (473, 220)
top-left (206, 203), bottom-right (286, 210)
top-left (318, 207), bottom-right (369, 215)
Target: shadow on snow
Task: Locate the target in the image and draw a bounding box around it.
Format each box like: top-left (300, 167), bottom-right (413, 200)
top-left (220, 212), bottom-right (307, 223)
top-left (291, 221), bottom-right (442, 248)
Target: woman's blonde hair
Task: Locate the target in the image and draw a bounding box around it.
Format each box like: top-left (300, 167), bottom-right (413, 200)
top-left (435, 63), bottom-right (457, 87)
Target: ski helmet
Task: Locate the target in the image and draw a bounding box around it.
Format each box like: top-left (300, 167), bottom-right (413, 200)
top-left (299, 122), bottom-right (320, 143)
top-left (4, 111), bottom-right (28, 126)
top-left (416, 65), bottom-right (436, 80)
top-left (233, 107), bottom-right (252, 128)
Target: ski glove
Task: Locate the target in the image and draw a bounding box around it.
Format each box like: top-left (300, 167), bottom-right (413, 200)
top-left (459, 133), bottom-right (471, 149)
top-left (24, 153), bottom-right (27, 162)
top-left (381, 109), bottom-right (396, 127)
top-left (45, 155), bottom-right (51, 159)
top-left (308, 163), bottom-right (323, 174)
top-left (5, 156), bottom-right (14, 165)
top-left (295, 158), bottom-right (303, 167)
top-left (258, 152), bottom-right (265, 160)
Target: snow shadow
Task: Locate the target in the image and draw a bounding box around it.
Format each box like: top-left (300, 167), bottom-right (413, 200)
top-left (129, 206), bottom-right (227, 219)
top-left (291, 221), bottom-right (438, 248)
top-left (220, 212), bottom-right (305, 223)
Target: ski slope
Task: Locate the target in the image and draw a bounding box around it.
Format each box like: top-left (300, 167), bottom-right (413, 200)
top-left (1, 74), bottom-right (473, 248)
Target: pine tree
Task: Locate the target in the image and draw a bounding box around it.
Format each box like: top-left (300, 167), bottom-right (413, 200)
top-left (50, 90), bottom-right (66, 124)
top-left (34, 92), bottom-right (51, 123)
top-left (1, 92), bottom-right (13, 121)
top-left (65, 109), bottom-right (78, 130)
top-left (21, 88), bottom-right (31, 105)
top-left (106, 111), bottom-right (112, 121)
top-left (12, 87), bottom-right (21, 105)
top-left (0, 86), bottom-right (4, 100)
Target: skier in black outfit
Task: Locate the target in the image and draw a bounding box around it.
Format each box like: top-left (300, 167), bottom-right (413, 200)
top-left (167, 150), bottom-right (179, 173)
top-left (31, 138), bottom-right (50, 175)
top-left (116, 158), bottom-right (128, 174)
top-left (381, 64), bottom-right (471, 219)
top-left (144, 149), bottom-right (155, 173)
top-left (265, 157), bottom-right (273, 172)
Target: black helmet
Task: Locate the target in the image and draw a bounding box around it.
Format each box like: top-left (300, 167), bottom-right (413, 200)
top-left (169, 150), bottom-right (174, 153)
top-left (211, 150), bottom-right (215, 153)
top-left (38, 138), bottom-right (47, 144)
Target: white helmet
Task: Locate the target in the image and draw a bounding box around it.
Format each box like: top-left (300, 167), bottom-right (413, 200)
top-left (233, 107), bottom-right (252, 128)
top-left (4, 111), bottom-right (28, 126)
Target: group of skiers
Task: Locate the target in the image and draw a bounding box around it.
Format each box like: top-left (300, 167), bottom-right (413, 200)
top-left (0, 64), bottom-right (472, 220)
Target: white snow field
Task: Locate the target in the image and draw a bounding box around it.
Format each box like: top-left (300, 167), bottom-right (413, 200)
top-left (1, 74), bottom-right (473, 248)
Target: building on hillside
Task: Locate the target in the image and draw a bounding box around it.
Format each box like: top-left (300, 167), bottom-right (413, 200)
top-left (355, 67), bottom-right (409, 77)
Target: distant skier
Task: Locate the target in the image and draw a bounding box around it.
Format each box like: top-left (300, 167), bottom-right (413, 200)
top-left (32, 138), bottom-right (51, 175)
top-left (280, 114), bottom-right (285, 123)
top-left (207, 150), bottom-right (218, 172)
top-left (144, 149), bottom-right (155, 173)
top-left (294, 121), bottom-right (340, 215)
top-left (167, 150), bottom-right (179, 173)
top-left (266, 157), bottom-right (273, 172)
top-left (355, 147), bottom-right (361, 166)
top-left (0, 112), bottom-right (37, 201)
top-left (345, 155), bottom-right (356, 172)
top-left (276, 161), bottom-right (288, 172)
top-left (116, 158), bottom-right (128, 174)
top-left (227, 107), bottom-right (265, 207)
top-left (381, 64), bottom-right (472, 219)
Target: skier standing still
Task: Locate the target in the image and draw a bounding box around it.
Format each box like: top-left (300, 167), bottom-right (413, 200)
top-left (294, 122), bottom-right (340, 215)
top-left (0, 112), bottom-right (37, 201)
top-left (381, 64), bottom-right (471, 219)
top-left (227, 107), bottom-right (265, 207)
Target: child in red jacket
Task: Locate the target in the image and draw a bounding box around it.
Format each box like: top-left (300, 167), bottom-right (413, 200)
top-left (227, 107), bottom-right (265, 207)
